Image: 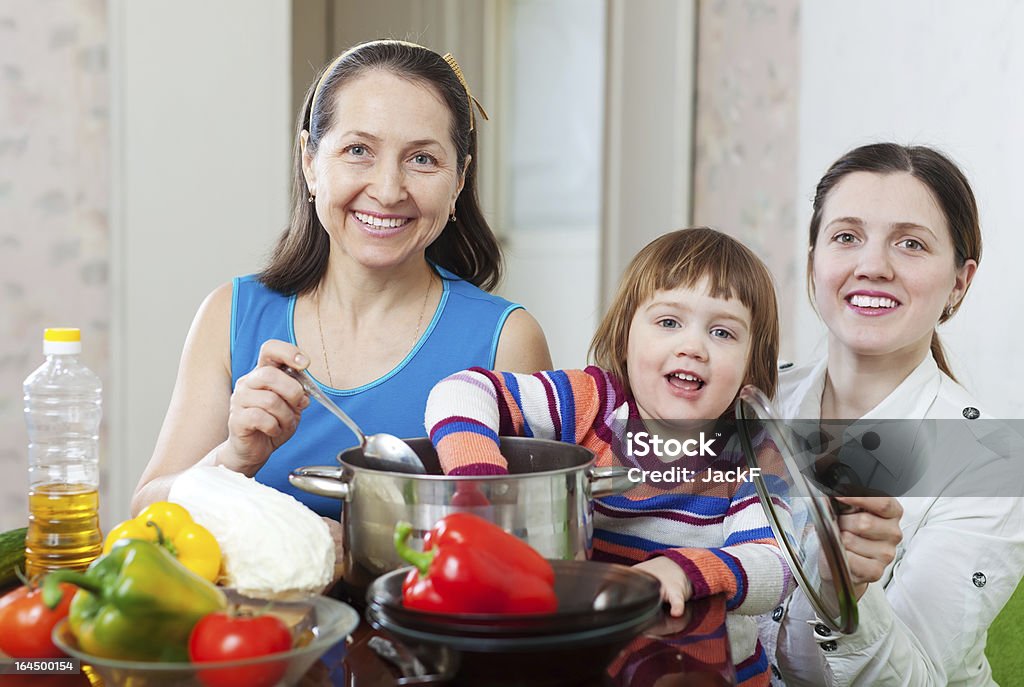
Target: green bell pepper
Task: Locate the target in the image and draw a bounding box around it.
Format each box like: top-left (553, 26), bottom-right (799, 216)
top-left (42, 538), bottom-right (227, 661)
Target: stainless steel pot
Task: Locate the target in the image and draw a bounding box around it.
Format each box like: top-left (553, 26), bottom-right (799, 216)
top-left (289, 437), bottom-right (632, 597)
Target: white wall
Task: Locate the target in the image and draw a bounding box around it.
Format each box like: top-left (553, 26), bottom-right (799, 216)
top-left (106, 0), bottom-right (292, 525)
top-left (601, 0), bottom-right (696, 305)
top-left (796, 0), bottom-right (1024, 416)
top-left (495, 0), bottom-right (605, 368)
top-left (498, 0), bottom-right (696, 369)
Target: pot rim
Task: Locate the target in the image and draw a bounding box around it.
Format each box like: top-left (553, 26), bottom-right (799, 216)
top-left (335, 436), bottom-right (598, 480)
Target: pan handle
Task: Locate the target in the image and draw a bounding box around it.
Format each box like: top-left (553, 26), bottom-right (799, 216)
top-left (588, 465), bottom-right (634, 498)
top-left (289, 466), bottom-right (351, 500)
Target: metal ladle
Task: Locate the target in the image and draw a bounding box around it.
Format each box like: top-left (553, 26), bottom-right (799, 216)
top-left (285, 367), bottom-right (427, 474)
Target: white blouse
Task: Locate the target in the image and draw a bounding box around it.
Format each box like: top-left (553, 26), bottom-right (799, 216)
top-left (765, 355), bottom-right (1024, 686)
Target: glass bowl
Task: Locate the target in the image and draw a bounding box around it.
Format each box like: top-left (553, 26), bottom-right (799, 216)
top-left (51, 590), bottom-right (359, 687)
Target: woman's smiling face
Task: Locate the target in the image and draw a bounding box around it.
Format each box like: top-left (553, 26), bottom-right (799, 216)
top-left (301, 69), bottom-right (467, 271)
top-left (812, 171), bottom-right (976, 361)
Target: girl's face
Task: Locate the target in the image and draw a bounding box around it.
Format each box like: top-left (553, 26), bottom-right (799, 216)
top-left (626, 280), bottom-right (752, 424)
top-left (301, 70), bottom-right (467, 271)
top-left (812, 172), bottom-right (976, 362)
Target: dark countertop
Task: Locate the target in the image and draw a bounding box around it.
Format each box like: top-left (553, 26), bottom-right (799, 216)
top-left (0, 580), bottom-right (737, 686)
top-left (321, 590), bottom-right (737, 687)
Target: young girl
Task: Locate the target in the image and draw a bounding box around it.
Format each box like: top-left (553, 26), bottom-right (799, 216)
top-left (425, 227), bottom-right (793, 685)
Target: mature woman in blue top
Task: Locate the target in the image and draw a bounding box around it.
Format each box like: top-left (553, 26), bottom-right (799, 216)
top-left (132, 40), bottom-right (552, 521)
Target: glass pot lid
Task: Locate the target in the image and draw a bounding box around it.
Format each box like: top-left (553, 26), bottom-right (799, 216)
top-left (734, 385), bottom-right (858, 634)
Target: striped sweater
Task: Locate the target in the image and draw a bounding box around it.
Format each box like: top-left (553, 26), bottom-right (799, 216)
top-left (425, 366), bottom-right (794, 686)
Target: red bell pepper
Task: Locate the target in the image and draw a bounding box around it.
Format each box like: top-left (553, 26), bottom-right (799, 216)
top-left (394, 513), bottom-right (558, 615)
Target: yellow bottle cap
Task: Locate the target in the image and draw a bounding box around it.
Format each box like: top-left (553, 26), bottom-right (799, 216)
top-left (44, 328), bottom-right (82, 343)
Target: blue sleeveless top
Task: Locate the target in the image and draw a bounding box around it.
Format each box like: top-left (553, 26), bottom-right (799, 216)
top-left (230, 267), bottom-right (523, 517)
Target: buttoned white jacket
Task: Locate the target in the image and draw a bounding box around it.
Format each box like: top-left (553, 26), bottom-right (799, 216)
top-left (765, 355), bottom-right (1024, 686)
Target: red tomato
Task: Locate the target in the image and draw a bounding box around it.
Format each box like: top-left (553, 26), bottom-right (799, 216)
top-left (0, 582), bottom-right (76, 658)
top-left (188, 611), bottom-right (293, 687)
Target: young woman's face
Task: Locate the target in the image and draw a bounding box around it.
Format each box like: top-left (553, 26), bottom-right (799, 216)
top-left (626, 280), bottom-right (752, 424)
top-left (301, 70), bottom-right (466, 271)
top-left (812, 171), bottom-right (976, 361)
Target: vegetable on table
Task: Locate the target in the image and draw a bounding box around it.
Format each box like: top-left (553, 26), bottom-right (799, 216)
top-left (189, 609), bottom-right (292, 687)
top-left (0, 526), bottom-right (28, 588)
top-left (0, 579), bottom-right (76, 658)
top-left (41, 538), bottom-right (227, 662)
top-left (103, 501), bottom-right (222, 583)
top-left (395, 512), bottom-right (558, 615)
top-left (168, 465), bottom-right (335, 598)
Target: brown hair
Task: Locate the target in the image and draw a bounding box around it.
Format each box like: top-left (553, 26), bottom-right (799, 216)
top-left (590, 227), bottom-right (780, 399)
top-left (259, 40), bottom-right (502, 294)
top-left (807, 143), bottom-right (982, 381)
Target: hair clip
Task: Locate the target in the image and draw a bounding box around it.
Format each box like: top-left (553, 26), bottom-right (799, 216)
top-left (442, 53), bottom-right (489, 131)
top-left (310, 39), bottom-right (430, 129)
top-left (309, 42), bottom-right (489, 135)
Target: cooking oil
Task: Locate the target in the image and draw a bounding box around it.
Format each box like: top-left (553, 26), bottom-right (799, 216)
top-left (26, 483), bottom-right (102, 576)
top-left (23, 328), bottom-right (104, 576)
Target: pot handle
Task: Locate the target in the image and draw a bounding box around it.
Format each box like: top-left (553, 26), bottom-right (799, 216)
top-left (289, 466), bottom-right (351, 500)
top-left (588, 465), bottom-right (634, 497)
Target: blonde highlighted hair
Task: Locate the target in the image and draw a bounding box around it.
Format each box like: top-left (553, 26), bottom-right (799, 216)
top-left (590, 227), bottom-right (780, 399)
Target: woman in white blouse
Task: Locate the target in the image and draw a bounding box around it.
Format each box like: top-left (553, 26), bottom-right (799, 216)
top-left (768, 143), bottom-right (1024, 686)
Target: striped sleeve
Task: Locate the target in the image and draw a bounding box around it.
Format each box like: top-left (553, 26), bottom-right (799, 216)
top-left (651, 444), bottom-right (795, 615)
top-left (425, 367), bottom-right (604, 475)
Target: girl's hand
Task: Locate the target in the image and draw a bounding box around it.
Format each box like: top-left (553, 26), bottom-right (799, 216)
top-left (634, 556), bottom-right (693, 617)
top-left (834, 495), bottom-right (903, 598)
top-left (222, 340), bottom-right (311, 474)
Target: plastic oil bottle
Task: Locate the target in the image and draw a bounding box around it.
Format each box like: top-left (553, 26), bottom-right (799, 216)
top-left (23, 328), bottom-right (103, 575)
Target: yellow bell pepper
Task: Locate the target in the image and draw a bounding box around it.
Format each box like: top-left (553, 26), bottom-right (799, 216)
top-left (103, 502), bottom-right (222, 583)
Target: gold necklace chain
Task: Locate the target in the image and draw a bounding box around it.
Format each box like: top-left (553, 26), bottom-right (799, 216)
top-left (315, 275), bottom-right (433, 388)
top-left (315, 292), bottom-right (334, 387)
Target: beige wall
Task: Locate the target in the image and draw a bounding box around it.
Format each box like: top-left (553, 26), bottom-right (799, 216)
top-left (0, 0), bottom-right (110, 530)
top-left (692, 0), bottom-right (801, 361)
